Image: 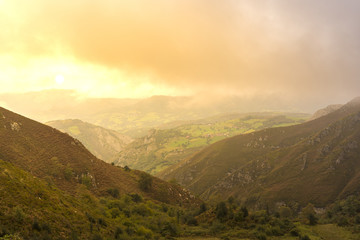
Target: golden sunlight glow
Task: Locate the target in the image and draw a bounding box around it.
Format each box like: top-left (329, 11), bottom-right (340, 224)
top-left (55, 75), bottom-right (64, 85)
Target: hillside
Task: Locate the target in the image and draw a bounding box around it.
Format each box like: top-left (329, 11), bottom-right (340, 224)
top-left (160, 97), bottom-right (360, 208)
top-left (310, 104), bottom-right (343, 120)
top-left (0, 106), bottom-right (198, 206)
top-left (113, 112), bottom-right (309, 175)
top-left (46, 119), bottom-right (132, 163)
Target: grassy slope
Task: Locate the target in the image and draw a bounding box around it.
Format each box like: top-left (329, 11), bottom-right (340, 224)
top-left (0, 107), bottom-right (199, 206)
top-left (114, 113), bottom-right (309, 175)
top-left (0, 159), bottom-right (188, 239)
top-left (161, 98), bottom-right (360, 207)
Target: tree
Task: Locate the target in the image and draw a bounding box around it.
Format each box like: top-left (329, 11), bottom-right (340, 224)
top-left (138, 172), bottom-right (153, 191)
top-left (279, 206), bottom-right (292, 219)
top-left (216, 201), bottom-right (228, 220)
top-left (241, 206), bottom-right (249, 218)
top-left (301, 203), bottom-right (317, 225)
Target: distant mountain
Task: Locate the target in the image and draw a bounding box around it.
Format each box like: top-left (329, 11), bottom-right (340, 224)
top-left (0, 90), bottom-right (323, 138)
top-left (113, 112), bottom-right (309, 175)
top-left (310, 104), bottom-right (343, 120)
top-left (47, 119), bottom-right (133, 163)
top-left (0, 106), bottom-right (198, 205)
top-left (160, 97), bottom-right (360, 208)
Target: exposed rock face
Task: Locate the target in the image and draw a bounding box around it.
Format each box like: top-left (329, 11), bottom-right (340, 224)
top-left (161, 97), bottom-right (360, 208)
top-left (47, 119), bottom-right (133, 163)
top-left (310, 104), bottom-right (343, 120)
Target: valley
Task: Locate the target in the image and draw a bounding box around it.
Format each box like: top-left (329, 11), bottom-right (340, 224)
top-left (113, 112), bottom-right (309, 175)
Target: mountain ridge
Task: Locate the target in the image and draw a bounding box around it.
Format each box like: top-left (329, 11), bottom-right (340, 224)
top-left (0, 106), bottom-right (199, 206)
top-left (160, 97), bottom-right (360, 208)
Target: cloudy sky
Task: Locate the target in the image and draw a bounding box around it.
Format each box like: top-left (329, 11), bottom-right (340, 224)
top-left (0, 0), bottom-right (359, 106)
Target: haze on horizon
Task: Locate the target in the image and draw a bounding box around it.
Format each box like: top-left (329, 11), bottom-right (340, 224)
top-left (1, 0), bottom-right (360, 111)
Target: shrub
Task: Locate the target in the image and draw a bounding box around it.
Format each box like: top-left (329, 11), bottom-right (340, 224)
top-left (255, 232), bottom-right (267, 240)
top-left (114, 227), bottom-right (123, 239)
top-left (98, 218), bottom-right (107, 227)
top-left (216, 202), bottom-right (228, 220)
top-left (133, 204), bottom-right (152, 217)
top-left (92, 234), bottom-right (103, 240)
top-left (279, 206), bottom-right (292, 219)
top-left (107, 188), bottom-right (120, 198)
top-left (308, 213), bottom-right (317, 225)
top-left (64, 166), bottom-right (74, 181)
top-left (110, 208), bottom-right (121, 218)
top-left (210, 220), bottom-right (226, 234)
top-left (241, 206), bottom-right (249, 218)
top-left (138, 173), bottom-right (153, 192)
top-left (13, 206), bottom-right (24, 223)
top-left (32, 220), bottom-right (41, 231)
top-left (130, 193), bottom-right (142, 203)
top-left (161, 221), bottom-right (178, 237)
top-left (299, 235), bottom-right (311, 240)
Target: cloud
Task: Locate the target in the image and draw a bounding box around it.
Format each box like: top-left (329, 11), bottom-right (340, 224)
top-left (1, 0), bottom-right (360, 103)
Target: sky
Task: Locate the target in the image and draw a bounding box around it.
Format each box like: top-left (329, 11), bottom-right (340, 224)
top-left (0, 0), bottom-right (360, 106)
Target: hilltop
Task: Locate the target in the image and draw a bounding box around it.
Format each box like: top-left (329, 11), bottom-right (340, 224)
top-left (113, 112), bottom-right (309, 175)
top-left (46, 119), bottom-right (132, 163)
top-left (160, 97), bottom-right (360, 208)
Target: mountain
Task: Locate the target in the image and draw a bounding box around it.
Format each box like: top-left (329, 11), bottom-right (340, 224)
top-left (46, 119), bottom-right (133, 163)
top-left (0, 90), bottom-right (322, 138)
top-left (310, 104), bottom-right (343, 120)
top-left (0, 106), bottom-right (206, 239)
top-left (113, 112), bottom-right (309, 175)
top-left (160, 97), bottom-right (360, 208)
top-left (0, 106), bottom-right (198, 205)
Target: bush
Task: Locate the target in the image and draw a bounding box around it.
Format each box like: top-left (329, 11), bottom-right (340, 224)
top-left (299, 235), bottom-right (311, 240)
top-left (241, 206), bottom-right (249, 218)
top-left (210, 220), bottom-right (226, 234)
top-left (32, 220), bottom-right (41, 231)
top-left (107, 188), bottom-right (120, 198)
top-left (308, 213), bottom-right (317, 225)
top-left (255, 232), bottom-right (267, 240)
top-left (132, 204), bottom-right (151, 217)
top-left (161, 221), bottom-right (178, 237)
top-left (110, 208), bottom-right (121, 218)
top-left (114, 226), bottom-right (123, 239)
top-left (64, 166), bottom-right (74, 181)
top-left (92, 234), bottom-right (103, 240)
top-left (130, 193), bottom-right (142, 203)
top-left (138, 173), bottom-right (153, 192)
top-left (13, 206), bottom-right (24, 223)
top-left (216, 202), bottom-right (228, 220)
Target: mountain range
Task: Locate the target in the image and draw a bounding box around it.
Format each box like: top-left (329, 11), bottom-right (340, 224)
top-left (160, 97), bottom-right (360, 209)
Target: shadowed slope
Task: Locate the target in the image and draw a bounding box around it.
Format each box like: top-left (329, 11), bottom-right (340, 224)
top-left (160, 97), bottom-right (360, 207)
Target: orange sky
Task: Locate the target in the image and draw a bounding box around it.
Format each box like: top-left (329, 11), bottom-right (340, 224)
top-left (0, 0), bottom-right (360, 103)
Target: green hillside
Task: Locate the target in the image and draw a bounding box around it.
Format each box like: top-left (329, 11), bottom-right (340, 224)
top-left (46, 119), bottom-right (133, 163)
top-left (2, 105), bottom-right (360, 239)
top-left (113, 113), bottom-right (309, 175)
top-left (160, 98), bottom-right (360, 208)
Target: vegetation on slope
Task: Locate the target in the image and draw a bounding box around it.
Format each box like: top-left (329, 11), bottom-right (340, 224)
top-left (0, 159), bottom-right (193, 239)
top-left (46, 119), bottom-right (133, 163)
top-left (2, 158), bottom-right (360, 240)
top-left (0, 106), bottom-right (200, 206)
top-left (161, 97), bottom-right (360, 208)
top-left (114, 113), bottom-right (309, 175)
